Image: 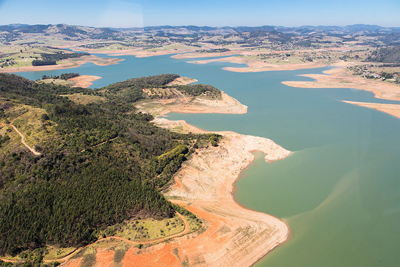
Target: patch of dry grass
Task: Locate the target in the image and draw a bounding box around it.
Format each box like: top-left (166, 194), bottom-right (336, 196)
top-left (62, 93), bottom-right (106, 105)
top-left (98, 214), bottom-right (185, 242)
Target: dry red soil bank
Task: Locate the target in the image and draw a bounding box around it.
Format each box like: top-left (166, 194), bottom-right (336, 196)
top-left (61, 133), bottom-right (290, 267)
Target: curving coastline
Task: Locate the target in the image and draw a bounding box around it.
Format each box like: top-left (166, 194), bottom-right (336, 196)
top-left (56, 89), bottom-right (292, 267)
top-left (127, 122), bottom-right (291, 266)
top-left (132, 92), bottom-right (291, 266)
top-left (189, 56), bottom-right (327, 72)
top-left (0, 76), bottom-right (290, 266)
top-left (282, 67), bottom-right (400, 119)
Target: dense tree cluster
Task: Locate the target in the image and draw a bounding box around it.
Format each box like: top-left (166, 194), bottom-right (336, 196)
top-left (41, 73), bottom-right (80, 80)
top-left (195, 48), bottom-right (230, 53)
top-left (104, 74), bottom-right (179, 93)
top-left (32, 52), bottom-right (90, 66)
top-left (101, 74), bottom-right (179, 103)
top-left (31, 59), bottom-right (57, 66)
top-left (176, 84), bottom-right (221, 99)
top-left (0, 134), bottom-right (10, 148)
top-left (366, 46), bottom-right (400, 63)
top-left (55, 24), bottom-right (87, 38)
top-left (0, 73), bottom-right (220, 255)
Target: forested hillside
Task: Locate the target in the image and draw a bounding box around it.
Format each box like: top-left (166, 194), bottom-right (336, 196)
top-left (366, 46), bottom-right (400, 63)
top-left (31, 51), bottom-right (90, 66)
top-left (0, 73), bottom-right (219, 255)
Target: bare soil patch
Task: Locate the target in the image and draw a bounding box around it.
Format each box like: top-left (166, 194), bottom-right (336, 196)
top-left (166, 76), bottom-right (197, 86)
top-left (68, 75), bottom-right (102, 88)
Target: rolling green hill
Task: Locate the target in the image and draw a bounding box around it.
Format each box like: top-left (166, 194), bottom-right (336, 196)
top-left (0, 73), bottom-right (218, 255)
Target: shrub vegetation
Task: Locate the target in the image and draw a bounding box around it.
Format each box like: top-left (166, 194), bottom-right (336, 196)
top-left (0, 73), bottom-right (219, 255)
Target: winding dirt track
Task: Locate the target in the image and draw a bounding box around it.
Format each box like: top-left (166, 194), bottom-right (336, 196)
top-left (0, 123), bottom-right (41, 156)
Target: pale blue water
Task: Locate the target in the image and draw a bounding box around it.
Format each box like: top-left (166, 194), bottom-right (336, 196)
top-left (16, 53), bottom-right (400, 266)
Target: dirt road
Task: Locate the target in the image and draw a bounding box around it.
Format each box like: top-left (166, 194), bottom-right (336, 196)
top-left (0, 123), bottom-right (41, 156)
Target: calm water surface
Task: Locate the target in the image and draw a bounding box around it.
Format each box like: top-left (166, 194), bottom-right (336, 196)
top-left (17, 53), bottom-right (400, 266)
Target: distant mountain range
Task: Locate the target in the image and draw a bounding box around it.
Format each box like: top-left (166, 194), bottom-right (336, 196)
top-left (117, 24), bottom-right (400, 35)
top-left (1, 23), bottom-right (400, 47)
top-left (1, 23), bottom-right (400, 36)
top-left (0, 24), bottom-right (119, 42)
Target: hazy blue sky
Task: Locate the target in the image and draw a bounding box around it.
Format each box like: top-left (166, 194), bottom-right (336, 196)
top-left (0, 0), bottom-right (399, 28)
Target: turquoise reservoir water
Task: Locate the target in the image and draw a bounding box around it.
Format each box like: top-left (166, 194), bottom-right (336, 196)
top-left (17, 54), bottom-right (400, 266)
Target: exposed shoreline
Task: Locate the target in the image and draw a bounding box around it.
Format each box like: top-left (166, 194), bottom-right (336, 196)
top-left (188, 56), bottom-right (327, 72)
top-left (185, 56), bottom-right (400, 119)
top-left (282, 67), bottom-right (400, 119)
top-left (71, 46), bottom-right (197, 58)
top-left (0, 55), bottom-right (123, 73)
top-left (137, 91), bottom-right (248, 118)
top-left (68, 75), bottom-right (102, 88)
top-left (343, 101), bottom-right (400, 119)
top-left (132, 92), bottom-right (291, 266)
top-left (59, 90), bottom-right (291, 267)
top-left (171, 51), bottom-right (240, 59)
top-left (151, 124), bottom-right (291, 266)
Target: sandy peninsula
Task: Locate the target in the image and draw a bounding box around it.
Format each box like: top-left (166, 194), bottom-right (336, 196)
top-left (57, 86), bottom-right (290, 267)
top-left (135, 76), bottom-right (247, 116)
top-left (189, 56), bottom-right (327, 72)
top-left (0, 55), bottom-right (123, 73)
top-left (68, 75), bottom-right (102, 88)
top-left (282, 67), bottom-right (400, 119)
top-left (343, 101), bottom-right (400, 119)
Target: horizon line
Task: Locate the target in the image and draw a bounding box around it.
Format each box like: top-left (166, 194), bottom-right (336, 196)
top-left (2, 23), bottom-right (400, 29)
